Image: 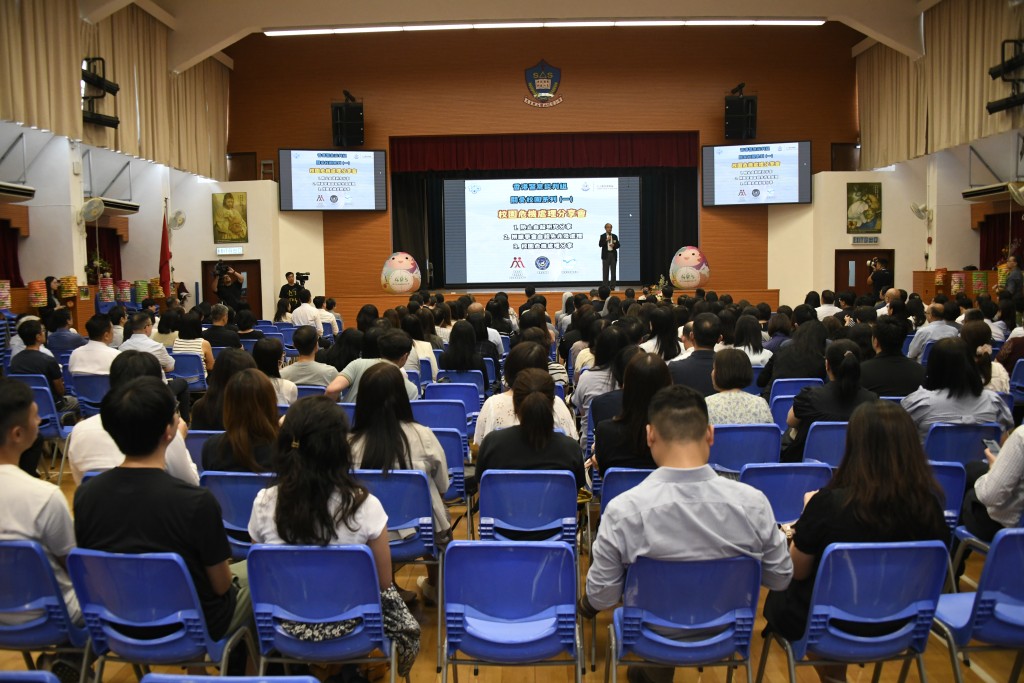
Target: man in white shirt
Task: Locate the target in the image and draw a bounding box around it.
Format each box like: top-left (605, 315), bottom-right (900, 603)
top-left (67, 351), bottom-right (199, 485)
top-left (289, 289), bottom-right (321, 333)
top-left (814, 290), bottom-right (842, 320)
top-left (907, 302), bottom-right (960, 362)
top-left (69, 314), bottom-right (120, 375)
top-left (280, 325), bottom-right (340, 389)
top-left (313, 295), bottom-right (340, 336)
top-left (118, 312), bottom-right (191, 421)
top-left (581, 385), bottom-right (792, 683)
top-left (0, 377), bottom-right (81, 626)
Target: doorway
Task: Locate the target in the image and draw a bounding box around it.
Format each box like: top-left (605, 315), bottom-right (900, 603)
top-left (834, 249), bottom-right (895, 299)
top-left (200, 259), bottom-right (263, 319)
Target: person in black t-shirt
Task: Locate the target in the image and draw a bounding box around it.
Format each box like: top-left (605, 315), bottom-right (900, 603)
top-left (73, 376), bottom-right (251, 642)
top-left (10, 319), bottom-right (79, 415)
top-left (202, 304), bottom-right (243, 348)
top-left (213, 265), bottom-right (244, 311)
top-left (867, 257), bottom-right (893, 302)
top-left (278, 272), bottom-right (302, 312)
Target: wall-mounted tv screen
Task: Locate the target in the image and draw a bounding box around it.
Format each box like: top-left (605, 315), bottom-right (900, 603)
top-left (702, 141), bottom-right (812, 207)
top-left (278, 149), bottom-right (387, 211)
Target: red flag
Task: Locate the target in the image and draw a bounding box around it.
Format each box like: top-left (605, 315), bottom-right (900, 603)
top-left (159, 209), bottom-right (171, 298)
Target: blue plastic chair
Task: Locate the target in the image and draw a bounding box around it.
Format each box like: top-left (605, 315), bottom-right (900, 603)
top-left (59, 362), bottom-right (75, 398)
top-left (140, 675), bottom-right (318, 683)
top-left (419, 356), bottom-right (433, 384)
top-left (247, 545), bottom-right (398, 680)
top-left (768, 378), bottom-right (823, 404)
top-left (168, 352), bottom-right (207, 392)
top-left (0, 541), bottom-right (88, 670)
top-left (754, 541), bottom-right (949, 683)
top-left (72, 374), bottom-right (110, 418)
top-left (433, 427), bottom-right (473, 539)
top-left (738, 463), bottom-right (833, 524)
top-left (921, 340), bottom-right (937, 366)
top-left (743, 365), bottom-right (764, 395)
top-left (928, 461), bottom-right (967, 536)
top-left (295, 384), bottom-right (325, 399)
top-left (478, 470), bottom-right (577, 545)
top-left (274, 321), bottom-right (295, 329)
top-left (199, 472), bottom-right (274, 561)
top-left (67, 549), bottom-right (255, 677)
top-left (436, 370), bottom-right (486, 404)
top-left (769, 396), bottom-right (795, 434)
top-left (607, 556), bottom-right (762, 683)
top-left (210, 346), bottom-right (228, 360)
top-left (923, 422), bottom-right (1002, 465)
top-left (879, 395), bottom-right (905, 403)
top-left (183, 430), bottom-right (222, 473)
top-left (254, 324), bottom-right (278, 335)
top-left (499, 335), bottom-right (511, 355)
top-left (29, 386), bottom-right (74, 486)
top-left (412, 400), bottom-right (470, 460)
top-left (423, 383), bottom-right (479, 428)
top-left (441, 541), bottom-right (581, 683)
top-left (999, 391), bottom-right (1014, 412)
top-left (483, 357), bottom-right (497, 386)
top-left (337, 402), bottom-right (356, 424)
top-left (708, 424), bottom-right (782, 474)
top-left (9, 373), bottom-right (50, 390)
top-left (949, 512), bottom-right (1024, 592)
top-left (355, 469), bottom-right (444, 671)
top-left (433, 348), bottom-right (443, 364)
top-left (902, 333), bottom-right (915, 357)
top-left (0, 673), bottom-right (61, 683)
top-left (1012, 359), bottom-right (1024, 406)
top-left (278, 327), bottom-right (296, 348)
top-left (802, 421), bottom-right (848, 467)
top-left (598, 468), bottom-right (654, 515)
top-left (932, 528), bottom-right (1024, 683)
top-left (405, 369), bottom-right (420, 389)
top-left (239, 338), bottom-right (258, 353)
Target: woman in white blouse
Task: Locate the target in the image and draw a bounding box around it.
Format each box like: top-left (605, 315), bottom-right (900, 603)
top-left (962, 320), bottom-right (1009, 393)
top-left (732, 314), bottom-right (773, 367)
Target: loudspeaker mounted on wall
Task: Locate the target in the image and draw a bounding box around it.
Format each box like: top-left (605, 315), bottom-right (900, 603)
top-left (724, 95), bottom-right (757, 140)
top-left (331, 102), bottom-right (364, 146)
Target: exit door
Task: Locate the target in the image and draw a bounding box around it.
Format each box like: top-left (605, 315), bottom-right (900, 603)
top-left (834, 249), bottom-right (895, 299)
top-left (201, 259), bottom-right (263, 319)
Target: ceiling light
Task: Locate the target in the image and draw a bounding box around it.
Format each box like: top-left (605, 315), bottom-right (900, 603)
top-left (542, 21), bottom-right (615, 28)
top-left (614, 20), bottom-right (686, 26)
top-left (404, 24), bottom-right (473, 31)
top-left (333, 26), bottom-right (403, 34)
top-left (753, 20), bottom-right (825, 26)
top-left (686, 20), bottom-right (755, 26)
top-left (473, 22), bottom-right (544, 29)
top-left (264, 29), bottom-right (334, 36)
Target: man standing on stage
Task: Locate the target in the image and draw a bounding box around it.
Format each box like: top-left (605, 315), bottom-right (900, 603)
top-left (599, 223), bottom-right (620, 290)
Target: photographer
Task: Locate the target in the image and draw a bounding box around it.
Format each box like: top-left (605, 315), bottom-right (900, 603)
top-left (279, 272), bottom-right (303, 311)
top-left (866, 257), bottom-right (892, 302)
top-left (211, 261), bottom-right (244, 311)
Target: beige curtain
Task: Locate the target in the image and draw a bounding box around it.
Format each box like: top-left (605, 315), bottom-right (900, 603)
top-left (170, 58), bottom-right (229, 180)
top-left (0, 0), bottom-right (83, 140)
top-left (80, 5), bottom-right (172, 164)
top-left (859, 0), bottom-right (1024, 168)
top-left (856, 44), bottom-right (925, 170)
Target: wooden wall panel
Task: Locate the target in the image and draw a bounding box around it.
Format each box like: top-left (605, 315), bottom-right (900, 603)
top-left (226, 23), bottom-right (860, 301)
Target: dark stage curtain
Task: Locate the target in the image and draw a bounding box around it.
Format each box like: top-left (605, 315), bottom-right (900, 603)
top-left (390, 132), bottom-right (699, 173)
top-left (392, 167), bottom-right (698, 287)
top-left (978, 209), bottom-right (1024, 270)
top-left (0, 221), bottom-right (24, 287)
top-left (86, 226), bottom-right (123, 281)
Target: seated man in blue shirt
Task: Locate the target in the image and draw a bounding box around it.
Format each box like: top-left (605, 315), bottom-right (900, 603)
top-left (43, 310), bottom-right (87, 355)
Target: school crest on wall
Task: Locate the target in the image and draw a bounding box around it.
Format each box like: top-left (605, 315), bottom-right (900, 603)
top-left (524, 60), bottom-right (564, 108)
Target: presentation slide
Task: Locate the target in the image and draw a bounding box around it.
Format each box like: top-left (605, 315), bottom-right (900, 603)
top-left (702, 141), bottom-right (811, 206)
top-left (443, 177), bottom-right (641, 287)
top-left (278, 149), bottom-right (387, 211)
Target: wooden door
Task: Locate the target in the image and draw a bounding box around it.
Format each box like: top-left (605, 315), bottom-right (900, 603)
top-left (201, 259), bottom-right (263, 319)
top-left (834, 249), bottom-right (895, 299)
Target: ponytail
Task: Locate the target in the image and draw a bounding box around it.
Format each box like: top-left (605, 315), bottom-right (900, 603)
top-left (512, 368), bottom-right (556, 451)
top-left (826, 339), bottom-right (861, 401)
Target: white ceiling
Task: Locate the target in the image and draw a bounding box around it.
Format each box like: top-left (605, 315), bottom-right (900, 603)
top-left (77, 0), bottom-right (935, 73)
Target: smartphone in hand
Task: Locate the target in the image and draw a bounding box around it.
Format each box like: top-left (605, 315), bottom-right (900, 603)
top-left (983, 438), bottom-right (1001, 456)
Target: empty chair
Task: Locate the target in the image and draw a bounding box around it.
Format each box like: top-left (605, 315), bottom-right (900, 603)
top-left (708, 424), bottom-right (782, 474)
top-left (433, 427), bottom-right (473, 539)
top-left (598, 468), bottom-right (654, 514)
top-left (168, 353), bottom-right (207, 392)
top-left (199, 472), bottom-right (274, 561)
top-left (929, 461), bottom-right (967, 536)
top-left (72, 374), bottom-right (110, 418)
top-left (141, 675), bottom-right (317, 683)
top-left (923, 422), bottom-right (1002, 465)
top-left (755, 541), bottom-right (949, 683)
top-left (247, 545), bottom-right (400, 681)
top-left (0, 541), bottom-right (87, 671)
top-left (768, 377), bottom-right (823, 404)
top-left (423, 383), bottom-right (480, 423)
top-left (411, 400), bottom-right (470, 458)
top-left (802, 421), bottom-right (848, 467)
top-left (739, 463), bottom-right (834, 525)
top-left (442, 540), bottom-right (581, 683)
top-left (67, 549), bottom-right (255, 678)
top-left (436, 370), bottom-right (485, 405)
top-left (606, 556), bottom-right (761, 683)
top-left (295, 384), bottom-right (326, 399)
top-left (0, 673), bottom-right (60, 683)
top-left (770, 395), bottom-right (795, 434)
top-left (183, 430), bottom-right (223, 473)
top-left (478, 470), bottom-right (577, 545)
top-left (932, 528), bottom-right (1024, 683)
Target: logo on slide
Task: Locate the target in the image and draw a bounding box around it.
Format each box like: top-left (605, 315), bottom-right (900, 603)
top-left (316, 195), bottom-right (325, 202)
top-left (468, 184), bottom-right (481, 194)
top-left (524, 60), bottom-right (564, 108)
top-left (737, 190), bottom-right (746, 197)
top-left (510, 257), bottom-right (525, 269)
top-left (535, 257), bottom-right (550, 270)
top-left (330, 195), bottom-right (339, 203)
top-left (562, 258), bottom-right (576, 266)
top-left (752, 189), bottom-right (761, 197)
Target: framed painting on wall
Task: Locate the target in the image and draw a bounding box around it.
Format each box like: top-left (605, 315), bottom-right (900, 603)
top-left (212, 191), bottom-right (249, 243)
top-left (846, 182), bottom-right (881, 234)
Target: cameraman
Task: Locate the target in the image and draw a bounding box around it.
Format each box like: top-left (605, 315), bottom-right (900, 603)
top-left (866, 257), bottom-right (892, 302)
top-left (211, 262), bottom-right (244, 311)
top-left (279, 272), bottom-right (302, 311)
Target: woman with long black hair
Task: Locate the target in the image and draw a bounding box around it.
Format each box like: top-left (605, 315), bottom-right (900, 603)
top-left (438, 319), bottom-right (490, 395)
top-left (639, 306), bottom-right (682, 362)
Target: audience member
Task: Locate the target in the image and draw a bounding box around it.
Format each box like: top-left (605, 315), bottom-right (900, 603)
top-left (107, 306), bottom-right (127, 348)
top-left (757, 319), bottom-right (828, 399)
top-left (763, 400), bottom-right (947, 683)
top-left (706, 348), bottom-right (773, 425)
top-left (907, 302), bottom-right (959, 361)
top-left (961, 320), bottom-right (1009, 393)
top-left (437, 320), bottom-right (490, 394)
top-left (317, 327), bottom-right (364, 373)
top-left (581, 384), bottom-right (792, 683)
top-left (590, 345), bottom-right (644, 426)
top-left (253, 337), bottom-right (298, 406)
top-left (74, 376), bottom-right (249, 643)
top-left (958, 427), bottom-right (1024, 569)
top-left (202, 369), bottom-right (278, 472)
top-left (639, 307), bottom-right (682, 362)
top-left (594, 352), bottom-right (671, 472)
top-left (173, 311), bottom-right (216, 372)
top-left (191, 348), bottom-right (257, 431)
top-left (279, 325), bottom-right (340, 389)
top-left (328, 328), bottom-right (418, 403)
top-left (668, 312), bottom-right (720, 397)
top-left (235, 309), bottom-right (264, 341)
top-left (289, 289), bottom-right (321, 332)
top-left (10, 319), bottom-right (79, 415)
top-left (859, 315), bottom-right (925, 396)
top-left (313, 295), bottom-right (340, 336)
top-left (202, 304), bottom-right (243, 348)
top-left (273, 298), bottom-right (292, 323)
top-left (150, 308), bottom-right (180, 346)
top-left (401, 314), bottom-right (438, 381)
top-left (733, 314), bottom-right (772, 365)
top-left (521, 326), bottom-right (568, 386)
top-left (783, 339), bottom-right (877, 462)
top-left (902, 337), bottom-right (1013, 443)
top-left (815, 290), bottom-right (840, 320)
top-left (763, 313), bottom-right (792, 353)
top-left (572, 325), bottom-right (630, 445)
top-left (44, 310), bottom-right (87, 354)
top-left (68, 314), bottom-right (120, 376)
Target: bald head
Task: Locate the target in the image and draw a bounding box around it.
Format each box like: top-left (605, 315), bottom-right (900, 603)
top-left (926, 303), bottom-right (943, 321)
top-left (884, 288), bottom-right (899, 303)
top-left (467, 302), bottom-right (485, 315)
